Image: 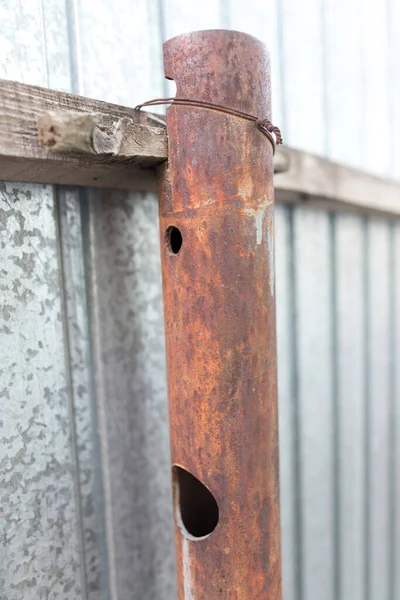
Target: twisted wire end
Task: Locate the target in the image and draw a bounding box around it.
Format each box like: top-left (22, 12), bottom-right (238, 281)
top-left (135, 98), bottom-right (283, 147)
top-left (256, 119), bottom-right (283, 145)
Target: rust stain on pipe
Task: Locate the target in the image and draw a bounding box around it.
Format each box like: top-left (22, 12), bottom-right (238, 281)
top-left (157, 30), bottom-right (282, 599)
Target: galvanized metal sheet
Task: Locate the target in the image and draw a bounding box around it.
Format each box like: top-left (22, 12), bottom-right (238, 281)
top-left (394, 222), bottom-right (400, 600)
top-left (41, 0), bottom-right (72, 92)
top-left (275, 204), bottom-right (297, 600)
top-left (279, 0), bottom-right (326, 153)
top-left (76, 0), bottom-right (165, 107)
top-left (162, 0), bottom-right (222, 40)
top-left (0, 1), bottom-right (83, 598)
top-left (388, 0), bottom-right (400, 180)
top-left (70, 2), bottom-right (176, 598)
top-left (335, 214), bottom-right (366, 600)
top-left (366, 219), bottom-right (391, 600)
top-left (361, 2), bottom-right (391, 176)
top-left (294, 206), bottom-right (334, 600)
top-left (0, 1), bottom-right (48, 84)
top-left (0, 180), bottom-right (83, 599)
top-left (83, 190), bottom-right (176, 600)
top-left (40, 1), bottom-right (103, 596)
top-left (56, 189), bottom-right (103, 599)
top-left (324, 0), bottom-right (364, 168)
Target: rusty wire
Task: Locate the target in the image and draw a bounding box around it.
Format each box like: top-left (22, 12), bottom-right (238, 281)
top-left (135, 96), bottom-right (283, 146)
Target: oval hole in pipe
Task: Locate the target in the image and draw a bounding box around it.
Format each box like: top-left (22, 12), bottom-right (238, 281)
top-left (172, 466), bottom-right (219, 539)
top-left (165, 226), bottom-right (183, 254)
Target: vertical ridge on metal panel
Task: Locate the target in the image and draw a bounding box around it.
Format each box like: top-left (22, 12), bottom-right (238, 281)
top-left (279, 0), bottom-right (327, 154)
top-left (158, 30), bottom-right (282, 599)
top-left (388, 0), bottom-right (400, 180)
top-left (324, 0), bottom-right (364, 169)
top-left (71, 1), bottom-right (176, 598)
top-left (394, 223), bottom-right (400, 600)
top-left (162, 0), bottom-right (222, 40)
top-left (330, 213), bottom-right (340, 600)
top-left (366, 219), bottom-right (391, 600)
top-left (43, 0), bottom-right (104, 596)
top-left (294, 207), bottom-right (334, 600)
top-left (335, 214), bottom-right (366, 600)
top-left (389, 222), bottom-right (397, 600)
top-left (361, 1), bottom-right (391, 176)
top-left (0, 2), bottom-right (83, 598)
top-left (56, 188), bottom-right (103, 598)
top-left (275, 204), bottom-right (297, 600)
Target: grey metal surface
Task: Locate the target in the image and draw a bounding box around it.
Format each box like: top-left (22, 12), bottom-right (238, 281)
top-left (57, 189), bottom-right (103, 599)
top-left (0, 179), bottom-right (83, 600)
top-left (66, 2), bottom-right (176, 599)
top-left (83, 190), bottom-right (175, 600)
top-left (0, 1), bottom-right (84, 599)
top-left (394, 223), bottom-right (400, 600)
top-left (294, 207), bottom-right (335, 600)
top-left (335, 214), bottom-right (366, 600)
top-left (279, 0), bottom-right (327, 154)
top-left (275, 204), bottom-right (296, 600)
top-left (324, 0), bottom-right (364, 169)
top-left (360, 3), bottom-right (391, 177)
top-left (366, 219), bottom-right (391, 600)
top-left (1, 1), bottom-right (400, 599)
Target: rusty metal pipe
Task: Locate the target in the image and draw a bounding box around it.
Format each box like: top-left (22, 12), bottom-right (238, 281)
top-left (157, 30), bottom-right (282, 599)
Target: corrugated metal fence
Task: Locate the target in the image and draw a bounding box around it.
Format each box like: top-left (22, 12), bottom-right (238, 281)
top-left (1, 1), bottom-right (399, 599)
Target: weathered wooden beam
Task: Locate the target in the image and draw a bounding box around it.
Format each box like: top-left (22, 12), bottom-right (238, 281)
top-left (0, 78), bottom-right (399, 217)
top-left (0, 79), bottom-right (165, 191)
top-left (37, 111), bottom-right (166, 158)
top-left (274, 147), bottom-right (400, 217)
top-left (274, 148), bottom-right (400, 218)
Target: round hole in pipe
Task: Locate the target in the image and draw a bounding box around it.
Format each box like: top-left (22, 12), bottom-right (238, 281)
top-left (165, 226), bottom-right (183, 254)
top-left (172, 466), bottom-right (219, 539)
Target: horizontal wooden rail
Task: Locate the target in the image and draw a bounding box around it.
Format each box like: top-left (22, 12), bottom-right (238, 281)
top-left (274, 149), bottom-right (400, 218)
top-left (1, 79), bottom-right (399, 217)
top-left (0, 79), bottom-right (165, 191)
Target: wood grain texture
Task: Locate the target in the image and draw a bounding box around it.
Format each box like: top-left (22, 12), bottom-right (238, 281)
top-left (0, 79), bottom-right (165, 191)
top-left (1, 79), bottom-right (400, 216)
top-left (37, 111), bottom-right (167, 158)
top-left (274, 148), bottom-right (400, 218)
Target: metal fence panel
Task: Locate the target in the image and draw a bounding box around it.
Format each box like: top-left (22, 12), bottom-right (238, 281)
top-left (0, 2), bottom-right (83, 598)
top-left (1, 2), bottom-right (399, 599)
top-left (335, 214), bottom-right (366, 600)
